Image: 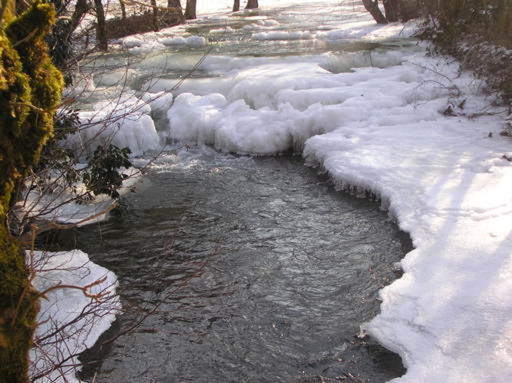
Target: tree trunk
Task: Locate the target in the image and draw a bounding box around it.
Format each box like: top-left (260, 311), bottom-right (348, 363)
top-left (71, 0), bottom-right (89, 32)
top-left (246, 0), bottom-right (258, 9)
top-left (168, 0), bottom-right (182, 9)
top-left (0, 2), bottom-right (63, 382)
top-left (398, 0), bottom-right (419, 21)
top-left (383, 0), bottom-right (399, 22)
top-left (119, 0), bottom-right (127, 19)
top-left (94, 0), bottom-right (108, 50)
top-left (185, 0), bottom-right (196, 19)
top-left (362, 0), bottom-right (387, 24)
top-left (233, 0), bottom-right (240, 12)
top-left (151, 0), bottom-right (159, 31)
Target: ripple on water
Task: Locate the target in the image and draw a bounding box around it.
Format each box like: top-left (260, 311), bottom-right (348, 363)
top-left (70, 148), bottom-right (409, 383)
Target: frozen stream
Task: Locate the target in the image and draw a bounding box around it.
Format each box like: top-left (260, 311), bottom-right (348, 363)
top-left (71, 148), bottom-right (409, 382)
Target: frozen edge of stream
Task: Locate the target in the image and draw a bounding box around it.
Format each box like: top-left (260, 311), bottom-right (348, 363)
top-left (301, 80), bottom-right (512, 382)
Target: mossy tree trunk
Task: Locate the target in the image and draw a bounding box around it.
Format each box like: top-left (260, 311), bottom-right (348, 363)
top-left (168, 0), bottom-right (182, 10)
top-left (0, 1), bottom-right (63, 382)
top-left (398, 0), bottom-right (419, 21)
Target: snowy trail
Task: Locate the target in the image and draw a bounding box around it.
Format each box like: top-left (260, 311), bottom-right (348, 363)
top-left (70, 1), bottom-right (512, 381)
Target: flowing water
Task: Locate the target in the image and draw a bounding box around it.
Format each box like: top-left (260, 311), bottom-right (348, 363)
top-left (72, 148), bottom-right (409, 383)
top-left (65, 1), bottom-right (420, 381)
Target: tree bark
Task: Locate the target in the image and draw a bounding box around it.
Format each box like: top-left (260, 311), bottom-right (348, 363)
top-left (233, 0), bottom-right (240, 12)
top-left (185, 0), bottom-right (196, 19)
top-left (398, 0), bottom-right (419, 21)
top-left (94, 0), bottom-right (108, 50)
top-left (246, 0), bottom-right (258, 9)
top-left (168, 0), bottom-right (182, 10)
top-left (168, 0), bottom-right (184, 21)
top-left (119, 0), bottom-right (127, 19)
top-left (362, 0), bottom-right (387, 24)
top-left (383, 0), bottom-right (399, 22)
top-left (151, 0), bottom-right (159, 31)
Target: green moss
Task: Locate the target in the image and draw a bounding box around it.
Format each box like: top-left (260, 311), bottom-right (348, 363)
top-left (0, 1), bottom-right (63, 381)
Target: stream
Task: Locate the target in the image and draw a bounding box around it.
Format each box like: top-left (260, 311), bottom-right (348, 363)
top-left (62, 148), bottom-right (409, 383)
top-left (63, 1), bottom-right (419, 381)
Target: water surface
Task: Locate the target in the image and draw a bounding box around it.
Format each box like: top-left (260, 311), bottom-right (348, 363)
top-left (71, 148), bottom-right (409, 382)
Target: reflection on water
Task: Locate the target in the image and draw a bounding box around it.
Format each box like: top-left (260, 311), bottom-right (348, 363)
top-left (70, 148), bottom-right (409, 382)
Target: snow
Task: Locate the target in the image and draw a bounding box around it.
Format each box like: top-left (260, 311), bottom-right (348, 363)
top-left (252, 30), bottom-right (314, 40)
top-left (64, 94), bottom-right (161, 157)
top-left (17, 167), bottom-right (141, 227)
top-left (30, 250), bottom-right (120, 383)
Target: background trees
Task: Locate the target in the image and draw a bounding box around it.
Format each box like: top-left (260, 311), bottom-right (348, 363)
top-left (246, 0), bottom-right (258, 9)
top-left (362, 0), bottom-right (418, 24)
top-left (185, 0), bottom-right (196, 19)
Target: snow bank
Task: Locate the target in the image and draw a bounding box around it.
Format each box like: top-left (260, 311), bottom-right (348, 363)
top-left (252, 30), bottom-right (314, 40)
top-left (304, 103), bottom-right (512, 381)
top-left (30, 250), bottom-right (120, 383)
top-left (17, 167), bottom-right (141, 227)
top-left (119, 33), bottom-right (207, 54)
top-left (64, 94), bottom-right (161, 157)
top-left (160, 35), bottom-right (207, 47)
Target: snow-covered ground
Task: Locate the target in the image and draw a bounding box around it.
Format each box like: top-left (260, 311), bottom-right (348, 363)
top-left (59, 0), bottom-right (512, 381)
top-left (30, 250), bottom-right (119, 383)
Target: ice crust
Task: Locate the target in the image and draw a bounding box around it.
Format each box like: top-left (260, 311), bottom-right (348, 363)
top-left (64, 94), bottom-right (161, 157)
top-left (30, 250), bottom-right (119, 383)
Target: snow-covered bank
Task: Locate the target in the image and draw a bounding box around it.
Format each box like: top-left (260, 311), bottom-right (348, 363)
top-left (304, 103), bottom-right (512, 382)
top-left (30, 250), bottom-right (120, 382)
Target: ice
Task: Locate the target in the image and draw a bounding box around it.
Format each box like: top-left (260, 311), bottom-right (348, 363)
top-left (64, 94), bottom-right (161, 157)
top-left (251, 30), bottom-right (314, 40)
top-left (160, 35), bottom-right (207, 47)
top-left (30, 250), bottom-right (120, 383)
top-left (16, 167), bottom-right (141, 227)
